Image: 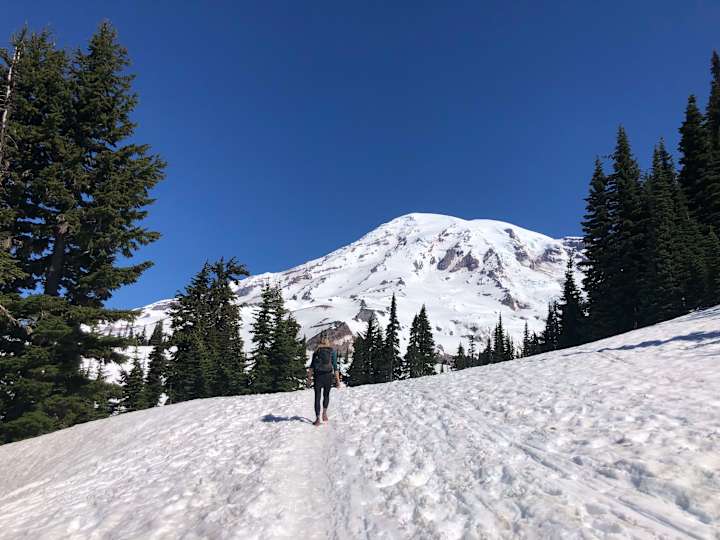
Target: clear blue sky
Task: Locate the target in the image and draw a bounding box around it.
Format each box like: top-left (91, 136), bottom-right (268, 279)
top-left (3, 1), bottom-right (719, 308)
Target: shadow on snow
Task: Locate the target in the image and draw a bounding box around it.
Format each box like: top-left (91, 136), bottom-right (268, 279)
top-left (260, 414), bottom-right (314, 424)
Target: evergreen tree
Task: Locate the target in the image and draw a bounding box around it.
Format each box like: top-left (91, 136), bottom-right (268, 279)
top-left (557, 258), bottom-right (587, 348)
top-left (120, 353), bottom-right (146, 411)
top-left (348, 316), bottom-right (381, 387)
top-left (702, 228), bottom-right (720, 306)
top-left (166, 264), bottom-right (212, 402)
top-left (0, 26), bottom-right (163, 443)
top-left (142, 321), bottom-right (166, 407)
top-left (541, 302), bottom-right (560, 352)
top-left (707, 50), bottom-right (720, 150)
top-left (267, 287), bottom-right (307, 392)
top-left (492, 314), bottom-right (506, 362)
top-left (480, 337), bottom-right (493, 365)
top-left (347, 334), bottom-right (370, 387)
top-left (384, 294), bottom-right (402, 382)
top-left (678, 95), bottom-right (709, 220)
top-left (453, 343), bottom-right (467, 370)
top-left (581, 159), bottom-right (615, 339)
top-left (206, 258), bottom-right (248, 395)
top-left (467, 336), bottom-right (477, 367)
top-left (521, 322), bottom-right (531, 358)
top-left (637, 143), bottom-right (684, 324)
top-left (605, 126), bottom-right (645, 333)
top-left (248, 283), bottom-right (275, 394)
top-left (409, 305), bottom-right (436, 377)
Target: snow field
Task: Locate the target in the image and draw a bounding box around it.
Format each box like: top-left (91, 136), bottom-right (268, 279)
top-left (1, 307), bottom-right (719, 539)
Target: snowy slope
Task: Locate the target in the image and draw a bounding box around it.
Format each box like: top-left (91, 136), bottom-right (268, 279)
top-left (3, 307), bottom-right (719, 539)
top-left (117, 213), bottom-right (583, 356)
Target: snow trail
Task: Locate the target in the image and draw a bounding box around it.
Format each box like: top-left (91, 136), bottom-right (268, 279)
top-left (2, 307), bottom-right (720, 538)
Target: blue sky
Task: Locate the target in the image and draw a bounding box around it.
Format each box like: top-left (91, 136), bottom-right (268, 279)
top-left (3, 1), bottom-right (719, 308)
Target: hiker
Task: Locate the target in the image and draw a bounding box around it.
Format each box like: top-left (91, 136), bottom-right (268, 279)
top-left (308, 339), bottom-right (341, 426)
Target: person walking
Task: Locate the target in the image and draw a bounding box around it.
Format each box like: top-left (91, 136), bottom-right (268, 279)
top-left (308, 338), bottom-right (340, 426)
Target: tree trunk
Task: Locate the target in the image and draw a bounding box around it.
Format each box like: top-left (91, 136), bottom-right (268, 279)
top-left (0, 39), bottom-right (22, 182)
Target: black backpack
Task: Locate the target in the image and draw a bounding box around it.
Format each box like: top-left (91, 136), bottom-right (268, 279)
top-left (314, 347), bottom-right (334, 374)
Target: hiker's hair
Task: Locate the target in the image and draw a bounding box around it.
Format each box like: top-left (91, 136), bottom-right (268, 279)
top-left (318, 337), bottom-right (332, 348)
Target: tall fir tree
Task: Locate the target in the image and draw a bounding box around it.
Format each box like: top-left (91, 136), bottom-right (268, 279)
top-left (142, 321), bottom-right (166, 407)
top-left (0, 25), bottom-right (163, 443)
top-left (120, 353), bottom-right (146, 412)
top-left (384, 294), bottom-right (402, 382)
top-left (248, 283), bottom-right (275, 394)
top-left (267, 287), bottom-right (307, 392)
top-left (452, 343), bottom-right (467, 370)
top-left (581, 159), bottom-right (615, 339)
top-left (706, 51), bottom-right (720, 150)
top-left (557, 258), bottom-right (587, 348)
top-left (605, 126), bottom-right (645, 333)
top-left (638, 142), bottom-right (684, 325)
top-left (541, 302), bottom-right (560, 352)
top-left (678, 95), bottom-right (710, 221)
top-left (409, 305), bottom-right (436, 377)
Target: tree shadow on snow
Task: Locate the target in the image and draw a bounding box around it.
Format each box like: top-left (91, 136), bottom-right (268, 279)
top-left (598, 331), bottom-right (720, 352)
top-left (261, 414), bottom-right (313, 424)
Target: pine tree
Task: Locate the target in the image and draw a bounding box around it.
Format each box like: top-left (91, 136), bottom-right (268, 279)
top-left (706, 51), bottom-right (720, 150)
top-left (120, 353), bottom-right (146, 411)
top-left (702, 228), bottom-right (720, 306)
top-left (520, 322), bottom-right (531, 358)
top-left (348, 317), bottom-right (381, 387)
top-left (581, 159), bottom-right (615, 339)
top-left (605, 126), bottom-right (645, 333)
top-left (541, 302), bottom-right (560, 352)
top-left (557, 258), bottom-right (587, 348)
top-left (267, 287), bottom-right (307, 392)
top-left (492, 314), bottom-right (506, 362)
top-left (453, 343), bottom-right (467, 370)
top-left (638, 142), bottom-right (684, 325)
top-left (384, 294), bottom-right (402, 382)
top-left (0, 26), bottom-right (163, 443)
top-left (467, 336), bottom-right (477, 367)
top-left (678, 95), bottom-right (709, 220)
top-left (142, 321), bottom-right (166, 407)
top-left (206, 258), bottom-right (248, 395)
top-left (166, 264), bottom-right (212, 402)
top-left (248, 283), bottom-right (275, 394)
top-left (481, 337), bottom-right (493, 365)
top-left (412, 305), bottom-right (436, 376)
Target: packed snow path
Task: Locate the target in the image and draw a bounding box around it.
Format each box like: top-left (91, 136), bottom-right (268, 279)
top-left (2, 309), bottom-right (720, 539)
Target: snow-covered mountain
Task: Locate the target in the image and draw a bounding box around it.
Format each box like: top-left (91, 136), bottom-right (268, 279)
top-left (3, 307), bottom-right (719, 539)
top-left (124, 213), bottom-right (583, 355)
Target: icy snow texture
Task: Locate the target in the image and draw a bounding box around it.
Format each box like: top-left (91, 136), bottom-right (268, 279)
top-left (2, 307), bottom-right (719, 539)
top-left (110, 213), bottom-right (583, 357)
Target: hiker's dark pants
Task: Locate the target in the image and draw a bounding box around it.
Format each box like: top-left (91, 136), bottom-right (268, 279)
top-left (313, 371), bottom-right (333, 417)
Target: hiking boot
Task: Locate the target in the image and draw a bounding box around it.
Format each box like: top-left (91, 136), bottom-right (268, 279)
top-left (322, 409), bottom-right (329, 422)
top-left (313, 418), bottom-right (321, 426)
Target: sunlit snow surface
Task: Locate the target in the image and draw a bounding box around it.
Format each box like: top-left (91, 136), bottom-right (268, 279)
top-left (2, 307), bottom-right (720, 539)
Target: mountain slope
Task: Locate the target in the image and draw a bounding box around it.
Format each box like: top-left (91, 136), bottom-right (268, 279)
top-left (3, 307), bottom-right (719, 539)
top-left (124, 213), bottom-right (583, 356)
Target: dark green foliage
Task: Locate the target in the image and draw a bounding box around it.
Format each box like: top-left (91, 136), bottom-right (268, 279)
top-left (384, 294), bottom-right (402, 382)
top-left (581, 159), bottom-right (615, 340)
top-left (248, 283), bottom-right (306, 394)
top-left (557, 259), bottom-right (587, 348)
top-left (167, 259), bottom-right (249, 402)
top-left (0, 25), bottom-right (163, 443)
top-left (606, 127), bottom-right (645, 333)
top-left (348, 315), bottom-right (383, 386)
top-left (678, 96), bottom-right (710, 220)
top-left (142, 322), bottom-right (166, 407)
top-left (541, 302), bottom-right (560, 352)
top-left (637, 143), bottom-right (684, 324)
top-left (707, 51), bottom-right (720, 150)
top-left (406, 306), bottom-right (436, 377)
top-left (452, 343), bottom-right (467, 370)
top-left (121, 353), bottom-right (146, 412)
